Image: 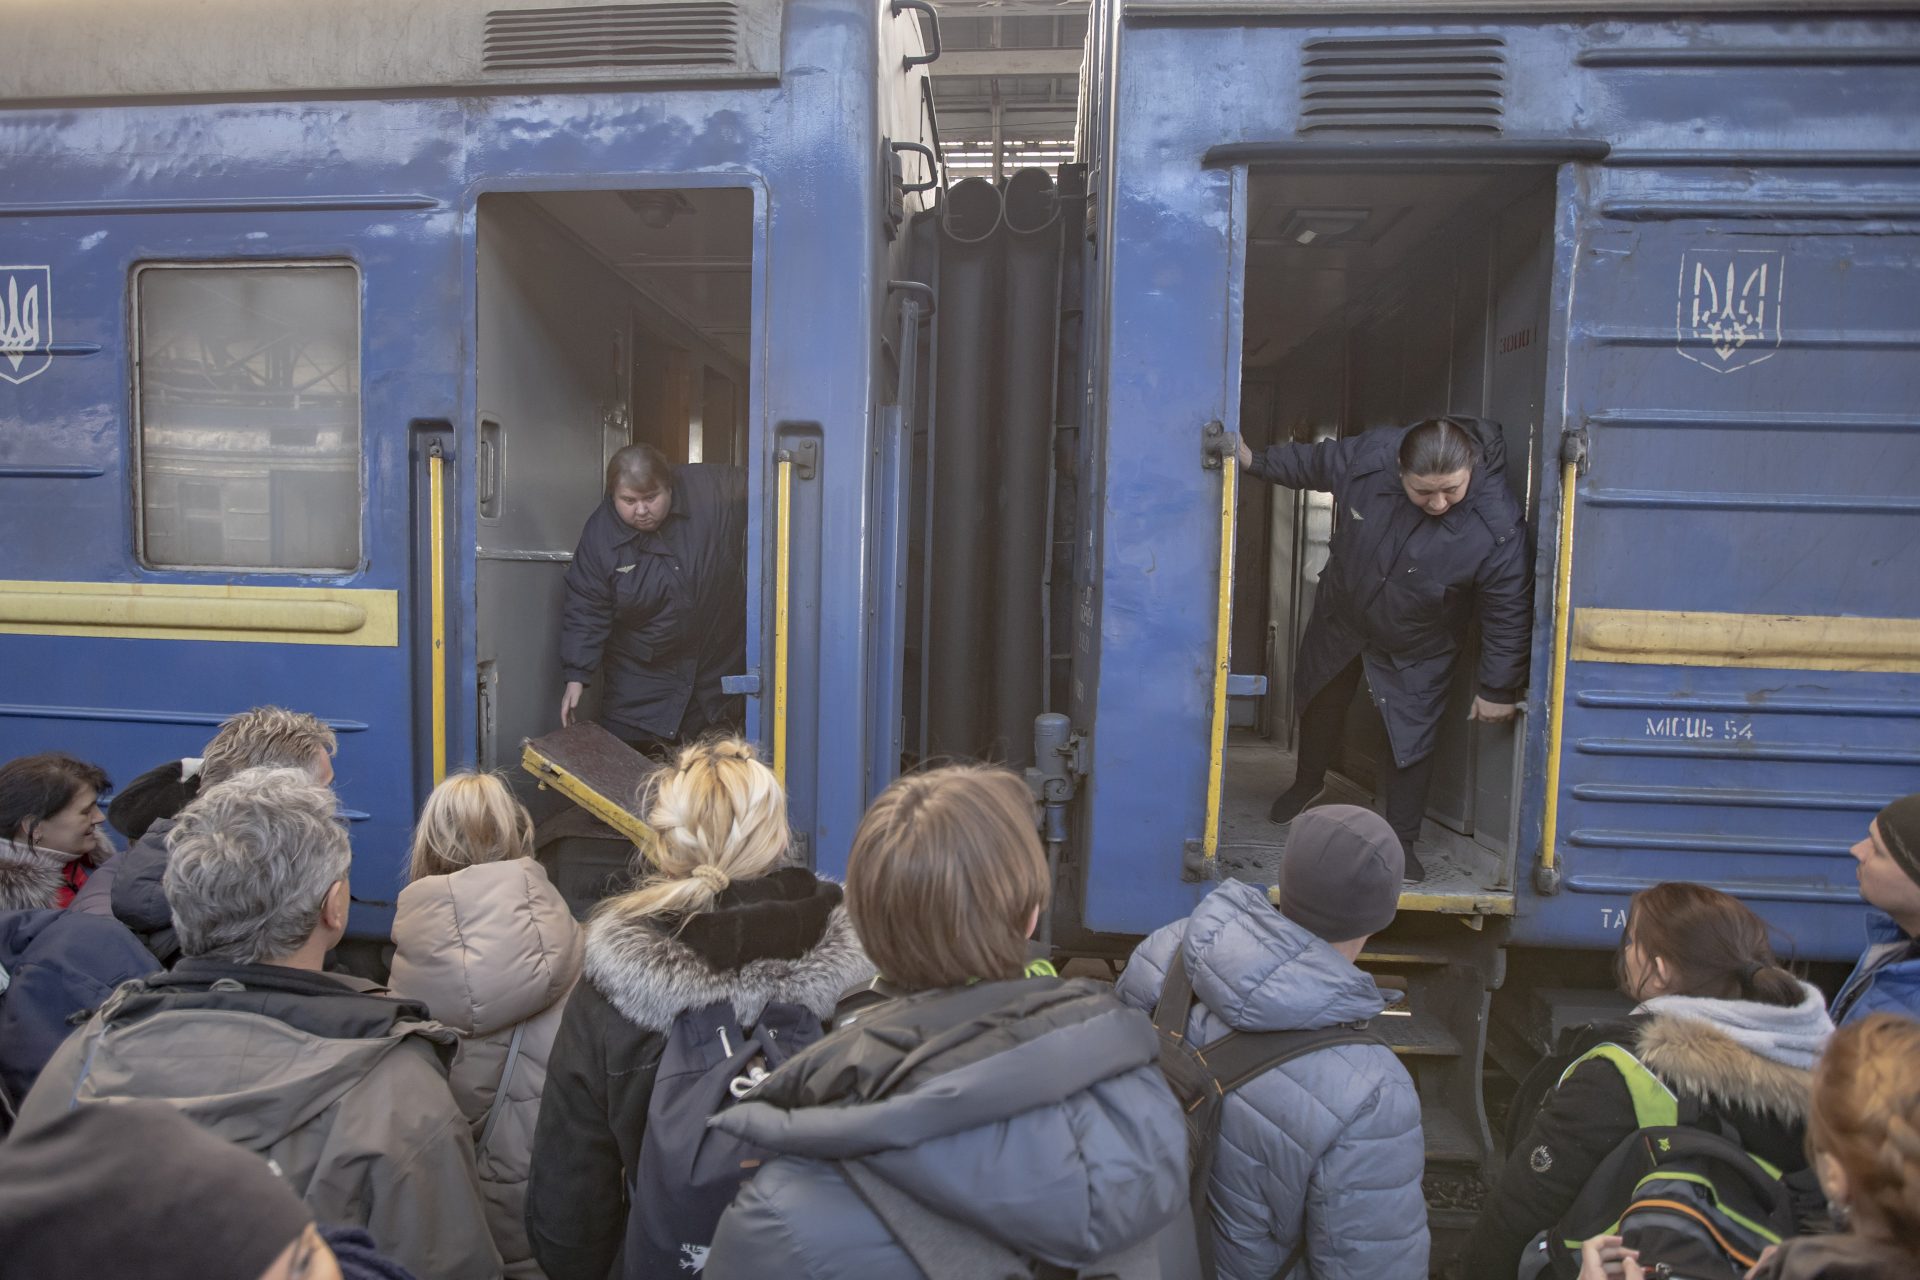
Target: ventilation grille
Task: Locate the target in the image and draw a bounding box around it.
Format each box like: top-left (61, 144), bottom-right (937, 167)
top-left (484, 3), bottom-right (742, 73)
top-left (1300, 36), bottom-right (1506, 133)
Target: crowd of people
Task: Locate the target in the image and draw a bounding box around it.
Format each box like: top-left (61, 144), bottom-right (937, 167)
top-left (0, 709), bottom-right (1917, 1280)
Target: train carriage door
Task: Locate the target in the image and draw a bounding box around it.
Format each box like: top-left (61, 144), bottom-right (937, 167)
top-left (473, 189), bottom-right (755, 799)
top-left (1217, 164), bottom-right (1556, 908)
top-left (0, 200), bottom-right (460, 938)
top-left (1531, 166), bottom-right (1920, 955)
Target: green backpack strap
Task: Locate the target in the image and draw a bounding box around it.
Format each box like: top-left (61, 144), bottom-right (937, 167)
top-left (1559, 1042), bottom-right (1680, 1129)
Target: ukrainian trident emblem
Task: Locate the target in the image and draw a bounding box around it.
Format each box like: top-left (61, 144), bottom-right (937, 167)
top-left (0, 266), bottom-right (52, 385)
top-left (1675, 250), bottom-right (1786, 373)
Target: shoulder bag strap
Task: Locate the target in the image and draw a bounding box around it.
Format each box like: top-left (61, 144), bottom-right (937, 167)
top-left (1150, 947), bottom-right (1197, 1040)
top-left (1273, 1236), bottom-right (1308, 1280)
top-left (839, 1160), bottom-right (1031, 1280)
top-left (1197, 1025), bottom-right (1388, 1096)
top-left (475, 1021), bottom-right (528, 1160)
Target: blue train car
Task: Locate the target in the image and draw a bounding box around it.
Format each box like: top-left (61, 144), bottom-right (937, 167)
top-left (1058, 0), bottom-right (1920, 1169)
top-left (0, 0), bottom-right (938, 933)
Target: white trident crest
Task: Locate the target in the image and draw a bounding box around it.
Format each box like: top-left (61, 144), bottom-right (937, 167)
top-left (1676, 250), bottom-right (1786, 373)
top-left (0, 266), bottom-right (53, 385)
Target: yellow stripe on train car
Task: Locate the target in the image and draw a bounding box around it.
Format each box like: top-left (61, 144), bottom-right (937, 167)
top-left (0, 579), bottom-right (399, 647)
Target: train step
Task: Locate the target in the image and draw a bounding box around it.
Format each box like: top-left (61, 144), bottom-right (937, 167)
top-left (1378, 1007), bottom-right (1463, 1058)
top-left (1421, 1108), bottom-right (1482, 1166)
top-left (1359, 938), bottom-right (1458, 968)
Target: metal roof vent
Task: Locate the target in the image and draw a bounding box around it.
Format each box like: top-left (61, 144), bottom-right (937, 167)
top-left (1300, 36), bottom-right (1506, 133)
top-left (484, 3), bottom-right (746, 74)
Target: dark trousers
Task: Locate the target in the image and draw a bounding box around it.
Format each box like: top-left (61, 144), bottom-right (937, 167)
top-left (622, 697), bottom-right (743, 763)
top-left (1292, 657), bottom-right (1437, 847)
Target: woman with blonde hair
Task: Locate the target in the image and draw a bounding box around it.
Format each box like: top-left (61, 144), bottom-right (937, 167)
top-left (524, 737), bottom-right (868, 1280)
top-left (388, 771), bottom-right (582, 1279)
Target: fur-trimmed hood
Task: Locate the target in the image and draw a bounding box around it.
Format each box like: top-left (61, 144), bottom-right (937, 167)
top-left (0, 838), bottom-right (69, 913)
top-left (582, 876), bottom-right (871, 1032)
top-left (1635, 1000), bottom-right (1828, 1126)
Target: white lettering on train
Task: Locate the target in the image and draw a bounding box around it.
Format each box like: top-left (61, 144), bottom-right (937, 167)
top-left (1643, 716), bottom-right (1755, 739)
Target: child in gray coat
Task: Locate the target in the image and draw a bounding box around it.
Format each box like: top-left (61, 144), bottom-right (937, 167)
top-left (1116, 806), bottom-right (1430, 1280)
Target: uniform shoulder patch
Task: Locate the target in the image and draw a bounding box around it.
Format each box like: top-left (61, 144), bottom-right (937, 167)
top-left (1528, 1144), bottom-right (1554, 1174)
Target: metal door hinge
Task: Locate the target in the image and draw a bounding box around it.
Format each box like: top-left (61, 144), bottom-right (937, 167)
top-left (1561, 428), bottom-right (1591, 476)
top-left (778, 438), bottom-right (819, 481)
top-left (1201, 420), bottom-right (1239, 471)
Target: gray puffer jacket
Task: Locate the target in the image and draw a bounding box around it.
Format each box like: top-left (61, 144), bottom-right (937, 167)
top-left (1115, 879), bottom-right (1429, 1280)
top-left (703, 976), bottom-right (1191, 1278)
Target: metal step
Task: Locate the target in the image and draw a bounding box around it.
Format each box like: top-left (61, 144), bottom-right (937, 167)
top-left (1359, 938), bottom-right (1458, 967)
top-left (1377, 1007), bottom-right (1463, 1057)
top-left (1422, 1107), bottom-right (1482, 1165)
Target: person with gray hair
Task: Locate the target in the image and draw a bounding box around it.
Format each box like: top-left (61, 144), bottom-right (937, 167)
top-left (17, 768), bottom-right (501, 1280)
top-left (71, 704), bottom-right (340, 963)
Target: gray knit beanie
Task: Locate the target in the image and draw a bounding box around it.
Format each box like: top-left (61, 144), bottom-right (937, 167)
top-left (1277, 805), bottom-right (1404, 943)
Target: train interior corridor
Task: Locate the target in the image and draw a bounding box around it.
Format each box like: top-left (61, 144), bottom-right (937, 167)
top-left (474, 189), bottom-right (753, 799)
top-left (1219, 166), bottom-right (1555, 905)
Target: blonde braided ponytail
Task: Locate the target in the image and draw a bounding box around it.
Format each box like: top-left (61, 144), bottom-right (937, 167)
top-left (603, 737), bottom-right (791, 924)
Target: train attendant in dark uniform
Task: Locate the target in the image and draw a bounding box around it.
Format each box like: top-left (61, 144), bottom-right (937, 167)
top-left (559, 444), bottom-right (748, 755)
top-left (1235, 417), bottom-right (1532, 880)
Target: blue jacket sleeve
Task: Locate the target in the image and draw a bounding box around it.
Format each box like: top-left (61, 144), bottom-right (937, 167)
top-left (1248, 435), bottom-right (1363, 493)
top-left (1835, 964), bottom-right (1920, 1025)
top-left (1473, 518), bottom-right (1534, 699)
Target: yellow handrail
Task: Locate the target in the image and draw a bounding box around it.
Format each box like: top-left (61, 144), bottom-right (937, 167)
top-left (1538, 454), bottom-right (1580, 878)
top-left (1202, 453), bottom-right (1239, 861)
top-left (428, 444), bottom-right (448, 785)
top-left (773, 452), bottom-right (793, 787)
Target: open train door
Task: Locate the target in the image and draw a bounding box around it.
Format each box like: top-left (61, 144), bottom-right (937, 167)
top-left (1522, 161), bottom-right (1920, 959)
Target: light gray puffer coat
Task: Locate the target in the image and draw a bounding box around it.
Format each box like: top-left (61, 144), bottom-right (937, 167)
top-left (1115, 879), bottom-right (1429, 1280)
top-left (703, 976), bottom-right (1191, 1278)
top-left (390, 859), bottom-right (582, 1280)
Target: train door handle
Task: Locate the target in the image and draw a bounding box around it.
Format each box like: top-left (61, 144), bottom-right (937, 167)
top-left (891, 0), bottom-right (941, 69)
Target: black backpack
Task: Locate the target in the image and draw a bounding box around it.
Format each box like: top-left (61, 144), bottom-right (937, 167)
top-left (1545, 1045), bottom-right (1825, 1280)
top-left (1150, 948), bottom-right (1386, 1280)
top-left (624, 998), bottom-right (825, 1277)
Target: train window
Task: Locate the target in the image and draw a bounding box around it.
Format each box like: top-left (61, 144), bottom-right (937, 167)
top-left (133, 263), bottom-right (361, 572)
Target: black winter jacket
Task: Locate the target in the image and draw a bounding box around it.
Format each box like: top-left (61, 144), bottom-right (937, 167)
top-left (1249, 420), bottom-right (1532, 766)
top-left (560, 464), bottom-right (747, 741)
top-left (68, 818), bottom-right (179, 966)
top-left (523, 870), bottom-right (869, 1280)
top-left (702, 976), bottom-right (1192, 1279)
top-left (1462, 1000), bottom-right (1828, 1279)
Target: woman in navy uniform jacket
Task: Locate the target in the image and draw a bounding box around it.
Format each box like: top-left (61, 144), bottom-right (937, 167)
top-left (559, 445), bottom-right (747, 753)
top-left (1236, 416), bottom-right (1533, 878)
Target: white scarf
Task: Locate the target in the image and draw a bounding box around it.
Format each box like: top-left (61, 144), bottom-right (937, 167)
top-left (1636, 979), bottom-right (1834, 1072)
